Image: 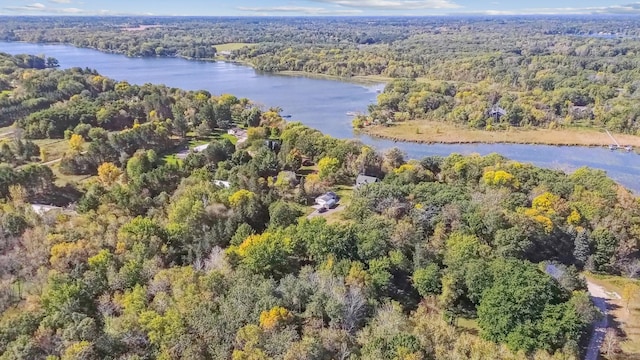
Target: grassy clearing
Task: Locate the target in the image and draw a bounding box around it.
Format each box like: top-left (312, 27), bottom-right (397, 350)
top-left (51, 163), bottom-right (93, 187)
top-left (0, 124), bottom-right (15, 138)
top-left (221, 133), bottom-right (237, 145)
top-left (457, 318), bottom-right (480, 335)
top-left (214, 43), bottom-right (253, 52)
top-left (363, 120), bottom-right (640, 147)
top-left (163, 154), bottom-right (182, 167)
top-left (584, 273), bottom-right (640, 357)
top-left (33, 139), bottom-right (71, 162)
top-left (277, 71), bottom-right (391, 85)
top-left (335, 185), bottom-right (354, 204)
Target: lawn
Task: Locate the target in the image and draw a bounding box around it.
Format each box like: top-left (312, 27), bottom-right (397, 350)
top-left (51, 163), bottom-right (93, 187)
top-left (0, 124), bottom-right (15, 138)
top-left (221, 133), bottom-right (237, 145)
top-left (457, 318), bottom-right (480, 335)
top-left (325, 185), bottom-right (354, 225)
top-left (362, 120), bottom-right (640, 147)
top-left (584, 273), bottom-right (640, 357)
top-left (33, 138), bottom-right (72, 162)
top-left (163, 154), bottom-right (182, 166)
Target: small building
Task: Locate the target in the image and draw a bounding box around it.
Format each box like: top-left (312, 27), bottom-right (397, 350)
top-left (315, 191), bottom-right (339, 207)
top-left (213, 180), bottom-right (231, 188)
top-left (193, 144), bottom-right (210, 153)
top-left (489, 105), bottom-right (507, 121)
top-left (228, 127), bottom-right (248, 137)
top-left (355, 174), bottom-right (380, 188)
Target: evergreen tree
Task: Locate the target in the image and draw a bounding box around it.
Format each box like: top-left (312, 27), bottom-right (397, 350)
top-left (573, 230), bottom-right (590, 268)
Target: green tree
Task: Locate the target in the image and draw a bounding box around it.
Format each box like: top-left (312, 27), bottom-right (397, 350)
top-left (477, 259), bottom-right (564, 352)
top-left (269, 201), bottom-right (303, 229)
top-left (413, 264), bottom-right (441, 297)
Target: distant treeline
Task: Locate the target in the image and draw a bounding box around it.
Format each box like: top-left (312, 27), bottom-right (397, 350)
top-left (4, 17), bottom-right (640, 133)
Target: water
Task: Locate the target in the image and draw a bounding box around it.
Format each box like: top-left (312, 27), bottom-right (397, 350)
top-left (2, 41), bottom-right (640, 192)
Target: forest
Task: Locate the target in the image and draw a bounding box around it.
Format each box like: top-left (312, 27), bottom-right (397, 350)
top-left (0, 50), bottom-right (638, 359)
top-left (4, 16), bottom-right (640, 135)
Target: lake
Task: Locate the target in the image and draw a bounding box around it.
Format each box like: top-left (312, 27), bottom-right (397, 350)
top-left (3, 41), bottom-right (640, 192)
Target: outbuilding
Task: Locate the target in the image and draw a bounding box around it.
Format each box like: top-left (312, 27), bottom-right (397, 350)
top-left (355, 174), bottom-right (380, 188)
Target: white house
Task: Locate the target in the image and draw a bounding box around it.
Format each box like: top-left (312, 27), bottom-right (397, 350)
top-left (315, 192), bottom-right (338, 208)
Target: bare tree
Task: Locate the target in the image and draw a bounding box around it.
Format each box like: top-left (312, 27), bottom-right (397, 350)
top-left (204, 246), bottom-right (228, 272)
top-left (341, 286), bottom-right (367, 334)
top-left (620, 259), bottom-right (640, 279)
top-left (602, 329), bottom-right (620, 358)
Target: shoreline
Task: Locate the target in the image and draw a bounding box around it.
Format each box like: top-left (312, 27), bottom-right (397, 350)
top-left (360, 122), bottom-right (640, 149)
top-left (275, 70), bottom-right (391, 85)
top-left (2, 40), bottom-right (388, 86)
top-left (8, 40), bottom-right (640, 150)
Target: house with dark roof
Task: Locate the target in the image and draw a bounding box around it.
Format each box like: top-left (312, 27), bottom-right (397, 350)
top-left (355, 175), bottom-right (380, 188)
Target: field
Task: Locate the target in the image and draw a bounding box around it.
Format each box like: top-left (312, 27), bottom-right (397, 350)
top-left (214, 43), bottom-right (253, 52)
top-left (362, 120), bottom-right (640, 148)
top-left (33, 138), bottom-right (71, 162)
top-left (584, 273), bottom-right (640, 358)
top-left (277, 70), bottom-right (393, 85)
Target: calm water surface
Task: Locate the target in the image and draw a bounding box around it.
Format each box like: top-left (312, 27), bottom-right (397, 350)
top-left (2, 41), bottom-right (640, 192)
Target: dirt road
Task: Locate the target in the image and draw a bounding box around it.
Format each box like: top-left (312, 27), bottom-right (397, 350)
top-left (585, 281), bottom-right (618, 360)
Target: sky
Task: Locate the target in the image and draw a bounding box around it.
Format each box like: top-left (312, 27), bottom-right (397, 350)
top-left (3, 0), bottom-right (640, 16)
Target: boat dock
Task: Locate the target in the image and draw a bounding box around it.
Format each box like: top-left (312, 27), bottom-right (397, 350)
top-left (606, 129), bottom-right (633, 152)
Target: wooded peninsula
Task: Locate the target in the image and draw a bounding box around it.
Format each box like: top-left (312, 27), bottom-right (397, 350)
top-left (3, 16), bottom-right (640, 145)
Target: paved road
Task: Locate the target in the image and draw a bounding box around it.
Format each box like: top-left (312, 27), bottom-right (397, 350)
top-left (585, 281), bottom-right (617, 360)
top-left (307, 205), bottom-right (345, 219)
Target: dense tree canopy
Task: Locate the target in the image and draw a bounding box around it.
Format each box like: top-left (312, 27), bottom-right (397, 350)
top-left (0, 48), bottom-right (636, 359)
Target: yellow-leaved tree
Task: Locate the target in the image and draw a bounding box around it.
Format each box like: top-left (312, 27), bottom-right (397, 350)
top-left (97, 162), bottom-right (122, 186)
top-left (69, 134), bottom-right (85, 153)
top-left (259, 306), bottom-right (293, 330)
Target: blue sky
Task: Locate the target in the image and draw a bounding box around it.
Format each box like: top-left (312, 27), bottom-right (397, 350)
top-left (2, 0), bottom-right (640, 16)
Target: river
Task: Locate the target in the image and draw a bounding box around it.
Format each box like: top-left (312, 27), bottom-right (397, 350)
top-left (3, 41), bottom-right (640, 192)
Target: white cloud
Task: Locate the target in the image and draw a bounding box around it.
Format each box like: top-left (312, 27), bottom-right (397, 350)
top-left (237, 6), bottom-right (363, 15)
top-left (2, 1), bottom-right (153, 15)
top-left (458, 2), bottom-right (640, 15)
top-left (308, 0), bottom-right (461, 10)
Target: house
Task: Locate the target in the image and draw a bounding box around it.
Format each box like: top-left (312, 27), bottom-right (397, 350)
top-left (315, 191), bottom-right (339, 208)
top-left (213, 180), bottom-right (231, 188)
top-left (355, 174), bottom-right (380, 188)
top-left (489, 105), bottom-right (507, 120)
top-left (193, 144), bottom-right (209, 153)
top-left (228, 127), bottom-right (248, 137)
